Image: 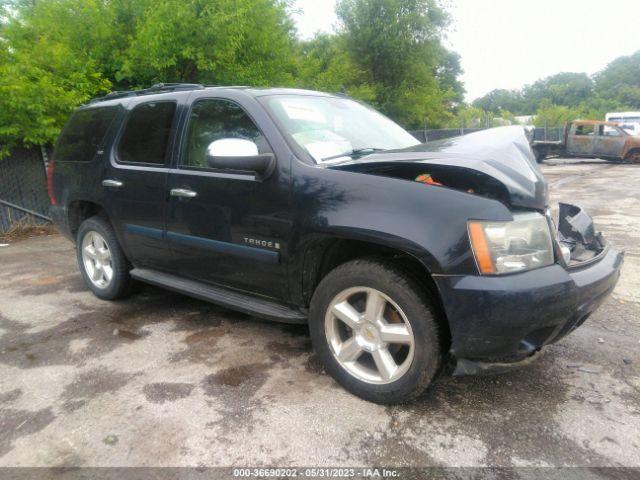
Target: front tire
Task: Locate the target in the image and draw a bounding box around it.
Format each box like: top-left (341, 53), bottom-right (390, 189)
top-left (309, 259), bottom-right (442, 404)
top-left (76, 215), bottom-right (131, 300)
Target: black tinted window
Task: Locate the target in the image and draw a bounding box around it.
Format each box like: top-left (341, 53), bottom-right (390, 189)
top-left (575, 124), bottom-right (594, 136)
top-left (182, 99), bottom-right (269, 168)
top-left (118, 102), bottom-right (176, 164)
top-left (55, 107), bottom-right (118, 162)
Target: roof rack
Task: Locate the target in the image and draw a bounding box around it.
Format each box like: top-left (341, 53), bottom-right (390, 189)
top-left (89, 83), bottom-right (216, 103)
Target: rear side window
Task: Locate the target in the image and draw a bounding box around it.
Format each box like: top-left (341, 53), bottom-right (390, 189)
top-left (55, 107), bottom-right (119, 162)
top-left (598, 125), bottom-right (621, 137)
top-left (118, 101), bottom-right (176, 165)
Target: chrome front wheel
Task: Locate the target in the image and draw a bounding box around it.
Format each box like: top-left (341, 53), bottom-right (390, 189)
top-left (325, 286), bottom-right (415, 385)
top-left (81, 230), bottom-right (113, 289)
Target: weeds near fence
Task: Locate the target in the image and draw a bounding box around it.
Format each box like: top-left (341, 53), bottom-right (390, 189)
top-left (0, 218), bottom-right (56, 243)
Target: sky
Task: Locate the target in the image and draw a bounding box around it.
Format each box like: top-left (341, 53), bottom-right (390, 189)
top-left (291, 0), bottom-right (640, 102)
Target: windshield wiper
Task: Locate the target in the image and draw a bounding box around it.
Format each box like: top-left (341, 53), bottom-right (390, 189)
top-left (320, 147), bottom-right (386, 162)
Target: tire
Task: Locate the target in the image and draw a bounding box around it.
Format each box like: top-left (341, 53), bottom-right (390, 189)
top-left (533, 147), bottom-right (546, 164)
top-left (625, 149), bottom-right (640, 164)
top-left (76, 215), bottom-right (131, 300)
top-left (309, 258), bottom-right (442, 404)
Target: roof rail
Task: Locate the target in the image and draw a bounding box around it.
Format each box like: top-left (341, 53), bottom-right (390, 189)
top-left (89, 83), bottom-right (215, 104)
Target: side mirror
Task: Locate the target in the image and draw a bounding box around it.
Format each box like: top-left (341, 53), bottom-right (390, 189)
top-left (206, 139), bottom-right (275, 179)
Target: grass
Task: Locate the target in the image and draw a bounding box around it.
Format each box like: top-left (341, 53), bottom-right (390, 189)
top-left (0, 218), bottom-right (57, 243)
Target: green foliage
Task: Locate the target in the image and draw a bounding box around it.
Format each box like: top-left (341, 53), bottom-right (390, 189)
top-left (0, 0), bottom-right (113, 153)
top-left (0, 0), bottom-right (467, 153)
top-left (523, 72), bottom-right (593, 111)
top-left (0, 0), bottom-right (298, 152)
top-left (447, 106), bottom-right (515, 129)
top-left (474, 54), bottom-right (640, 120)
top-left (294, 34), bottom-right (376, 103)
top-left (526, 53), bottom-right (640, 127)
top-left (4, 0), bottom-right (640, 156)
top-left (593, 50), bottom-right (640, 108)
top-left (334, 0), bottom-right (463, 128)
top-left (120, 0), bottom-right (296, 86)
top-left (532, 102), bottom-right (583, 128)
top-left (472, 89), bottom-right (525, 115)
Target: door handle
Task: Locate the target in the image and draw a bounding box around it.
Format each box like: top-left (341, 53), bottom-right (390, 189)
top-left (102, 179), bottom-right (123, 188)
top-left (170, 188), bottom-right (197, 198)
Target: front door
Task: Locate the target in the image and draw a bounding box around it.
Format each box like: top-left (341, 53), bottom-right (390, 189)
top-left (103, 99), bottom-right (178, 269)
top-left (166, 97), bottom-right (291, 299)
top-left (567, 123), bottom-right (596, 156)
top-left (594, 124), bottom-right (626, 158)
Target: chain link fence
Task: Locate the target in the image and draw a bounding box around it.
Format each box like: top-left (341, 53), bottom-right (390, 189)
top-left (0, 147), bottom-right (52, 233)
top-left (409, 128), bottom-right (490, 143)
top-left (411, 126), bottom-right (563, 143)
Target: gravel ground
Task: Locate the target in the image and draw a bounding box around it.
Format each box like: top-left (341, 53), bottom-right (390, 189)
top-left (0, 158), bottom-right (639, 471)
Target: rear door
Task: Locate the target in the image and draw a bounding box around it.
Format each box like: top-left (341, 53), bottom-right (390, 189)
top-left (566, 123), bottom-right (596, 156)
top-left (103, 96), bottom-right (182, 269)
top-left (594, 124), bottom-right (626, 158)
top-left (165, 94), bottom-right (291, 299)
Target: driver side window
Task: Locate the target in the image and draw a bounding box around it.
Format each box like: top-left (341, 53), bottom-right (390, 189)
top-left (574, 124), bottom-right (594, 136)
top-left (182, 99), bottom-right (270, 169)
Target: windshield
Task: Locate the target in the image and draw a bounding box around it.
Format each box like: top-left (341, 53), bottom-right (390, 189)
top-left (263, 95), bottom-right (420, 163)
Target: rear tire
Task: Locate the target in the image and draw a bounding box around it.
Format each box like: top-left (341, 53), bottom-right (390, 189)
top-left (625, 149), bottom-right (640, 164)
top-left (533, 147), bottom-right (546, 164)
top-left (76, 215), bottom-right (131, 300)
top-left (309, 259), bottom-right (441, 404)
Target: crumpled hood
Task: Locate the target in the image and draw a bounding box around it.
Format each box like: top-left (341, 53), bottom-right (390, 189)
top-left (328, 126), bottom-right (548, 210)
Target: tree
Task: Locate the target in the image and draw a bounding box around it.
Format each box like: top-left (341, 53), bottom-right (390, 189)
top-left (447, 105), bottom-right (515, 129)
top-left (0, 0), bottom-right (465, 153)
top-left (523, 72), bottom-right (593, 112)
top-left (0, 0), bottom-right (298, 154)
top-left (532, 101), bottom-right (582, 128)
top-left (294, 34), bottom-right (376, 103)
top-left (120, 0), bottom-right (297, 87)
top-left (0, 0), bottom-right (112, 154)
top-left (593, 50), bottom-right (640, 109)
top-left (435, 49), bottom-right (465, 106)
top-left (472, 89), bottom-right (525, 114)
top-left (335, 0), bottom-right (461, 128)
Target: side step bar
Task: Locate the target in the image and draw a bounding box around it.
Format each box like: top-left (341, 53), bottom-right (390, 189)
top-left (130, 268), bottom-right (307, 324)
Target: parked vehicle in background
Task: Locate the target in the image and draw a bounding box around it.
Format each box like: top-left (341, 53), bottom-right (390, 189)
top-left (48, 84), bottom-right (623, 403)
top-left (532, 120), bottom-right (640, 163)
top-left (606, 112), bottom-right (640, 136)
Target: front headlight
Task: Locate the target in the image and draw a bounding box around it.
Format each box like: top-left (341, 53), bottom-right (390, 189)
top-left (468, 212), bottom-right (554, 275)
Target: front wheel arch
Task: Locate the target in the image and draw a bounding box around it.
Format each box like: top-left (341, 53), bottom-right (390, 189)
top-left (302, 238), bottom-right (452, 355)
top-left (308, 257), bottom-right (443, 403)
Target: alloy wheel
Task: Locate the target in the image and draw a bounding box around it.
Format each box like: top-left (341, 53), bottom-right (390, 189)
top-left (81, 230), bottom-right (113, 289)
top-left (325, 287), bottom-right (415, 384)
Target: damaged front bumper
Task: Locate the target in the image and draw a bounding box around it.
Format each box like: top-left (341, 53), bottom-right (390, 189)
top-left (434, 203), bottom-right (624, 376)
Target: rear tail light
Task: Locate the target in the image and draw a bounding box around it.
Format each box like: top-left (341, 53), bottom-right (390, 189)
top-left (46, 159), bottom-right (56, 205)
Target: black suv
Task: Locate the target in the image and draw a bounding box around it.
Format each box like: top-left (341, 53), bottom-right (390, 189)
top-left (49, 83), bottom-right (623, 403)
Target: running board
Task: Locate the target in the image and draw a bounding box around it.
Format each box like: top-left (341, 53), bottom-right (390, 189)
top-left (130, 268), bottom-right (307, 324)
